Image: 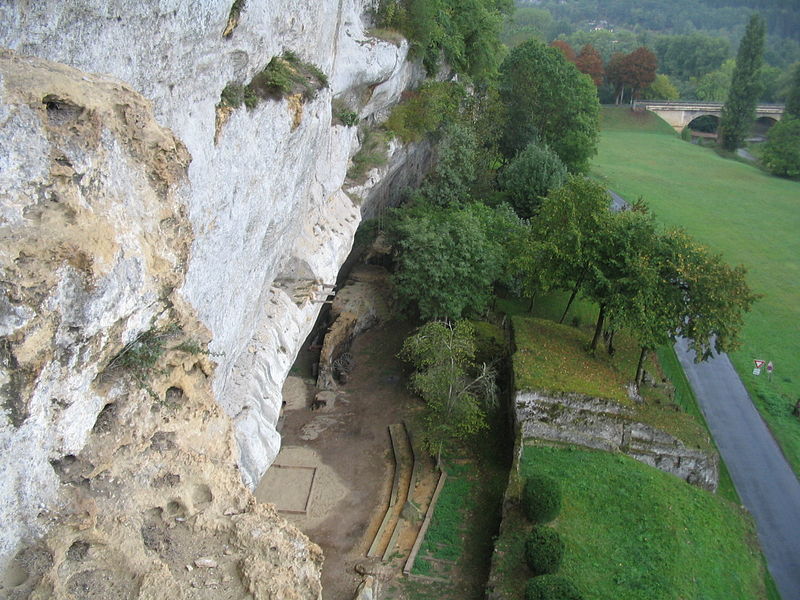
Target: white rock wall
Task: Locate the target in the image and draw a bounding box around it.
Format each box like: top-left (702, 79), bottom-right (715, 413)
top-left (0, 0), bottom-right (426, 488)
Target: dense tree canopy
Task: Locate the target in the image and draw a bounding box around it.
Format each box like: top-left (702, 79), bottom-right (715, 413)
top-left (575, 44), bottom-right (604, 86)
top-left (550, 40), bottom-right (576, 63)
top-left (761, 118), bottom-right (800, 178)
top-left (692, 59), bottom-right (735, 101)
top-left (654, 33), bottom-right (731, 81)
top-left (400, 320), bottom-right (496, 460)
top-left (606, 47), bottom-right (658, 104)
top-left (499, 40), bottom-right (599, 172)
top-left (499, 142), bottom-right (567, 219)
top-left (720, 14), bottom-right (766, 150)
top-left (388, 201), bottom-right (522, 320)
top-left (785, 63), bottom-right (800, 118)
top-left (375, 0), bottom-right (513, 79)
top-left (642, 74), bottom-right (680, 101)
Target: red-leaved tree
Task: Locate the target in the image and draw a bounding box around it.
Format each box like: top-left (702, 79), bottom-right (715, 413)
top-left (606, 47), bottom-right (658, 104)
top-left (550, 40), bottom-right (576, 64)
top-left (575, 44), bottom-right (604, 86)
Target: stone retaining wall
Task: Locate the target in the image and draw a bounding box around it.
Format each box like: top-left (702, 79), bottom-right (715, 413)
top-left (516, 391), bottom-right (718, 491)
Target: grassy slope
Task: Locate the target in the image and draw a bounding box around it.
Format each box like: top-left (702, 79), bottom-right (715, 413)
top-left (592, 106), bottom-right (800, 475)
top-left (511, 313), bottom-right (713, 451)
top-left (513, 446), bottom-right (766, 600)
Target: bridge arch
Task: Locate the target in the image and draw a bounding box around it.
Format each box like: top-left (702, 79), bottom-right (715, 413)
top-left (753, 116), bottom-right (778, 138)
top-left (687, 113), bottom-right (720, 133)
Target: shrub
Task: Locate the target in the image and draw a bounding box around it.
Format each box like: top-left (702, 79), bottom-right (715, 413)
top-left (384, 81), bottom-right (465, 143)
top-left (761, 117), bottom-right (800, 178)
top-left (524, 575), bottom-right (583, 600)
top-left (499, 142), bottom-right (567, 218)
top-left (523, 474), bottom-right (562, 524)
top-left (332, 98), bottom-right (359, 127)
top-left (525, 526), bottom-right (565, 575)
top-left (248, 52), bottom-right (328, 102)
top-left (220, 83), bottom-right (246, 108)
top-left (347, 128), bottom-right (389, 181)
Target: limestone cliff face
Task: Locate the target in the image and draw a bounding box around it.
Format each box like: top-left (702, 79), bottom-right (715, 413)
top-left (0, 50), bottom-right (325, 599)
top-left (0, 0), bottom-right (426, 487)
top-left (0, 0), bottom-right (429, 591)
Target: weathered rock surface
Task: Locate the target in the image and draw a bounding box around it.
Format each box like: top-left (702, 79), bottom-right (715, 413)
top-left (516, 391), bottom-right (719, 491)
top-left (0, 50), bottom-right (323, 598)
top-left (0, 0), bottom-right (428, 490)
top-left (316, 264), bottom-right (391, 391)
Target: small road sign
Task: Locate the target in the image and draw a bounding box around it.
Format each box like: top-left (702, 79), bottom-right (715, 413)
top-left (754, 359), bottom-right (766, 369)
top-left (767, 361), bottom-right (774, 372)
top-left (753, 368), bottom-right (762, 376)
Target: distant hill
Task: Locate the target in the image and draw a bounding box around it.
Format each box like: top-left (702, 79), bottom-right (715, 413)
top-left (517, 0), bottom-right (799, 40)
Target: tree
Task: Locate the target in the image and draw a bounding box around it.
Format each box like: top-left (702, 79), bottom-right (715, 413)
top-left (388, 201), bottom-right (514, 320)
top-left (399, 320), bottom-right (496, 462)
top-left (575, 44), bottom-right (604, 87)
top-left (719, 14), bottom-right (766, 151)
top-left (761, 117), bottom-right (800, 178)
top-left (521, 176), bottom-right (612, 320)
top-left (784, 63), bottom-right (800, 118)
top-left (501, 7), bottom-right (554, 47)
top-left (692, 59), bottom-right (735, 102)
top-left (582, 205), bottom-right (659, 354)
top-left (499, 142), bottom-right (567, 219)
top-left (499, 39), bottom-right (599, 172)
top-left (618, 47), bottom-right (659, 104)
top-left (642, 74), bottom-right (680, 101)
top-left (654, 33), bottom-right (730, 81)
top-left (379, 0), bottom-right (511, 80)
top-left (419, 121), bottom-right (479, 206)
top-left (605, 52), bottom-right (629, 105)
top-left (550, 40), bottom-right (576, 63)
top-left (656, 229), bottom-right (758, 362)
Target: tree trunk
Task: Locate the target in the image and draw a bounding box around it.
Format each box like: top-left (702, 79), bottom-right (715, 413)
top-left (529, 294), bottom-right (536, 313)
top-left (560, 268), bottom-right (586, 324)
top-left (635, 346), bottom-right (649, 386)
top-left (606, 329), bottom-right (616, 356)
top-left (589, 303), bottom-right (606, 352)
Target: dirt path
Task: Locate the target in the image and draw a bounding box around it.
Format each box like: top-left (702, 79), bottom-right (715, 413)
top-left (256, 322), bottom-right (421, 600)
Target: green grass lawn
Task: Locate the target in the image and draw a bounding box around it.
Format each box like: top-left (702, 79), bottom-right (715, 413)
top-left (511, 313), bottom-right (713, 452)
top-left (592, 106), bottom-right (800, 476)
top-left (489, 445), bottom-right (768, 600)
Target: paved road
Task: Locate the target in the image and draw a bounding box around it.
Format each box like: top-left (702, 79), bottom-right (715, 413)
top-left (675, 338), bottom-right (800, 600)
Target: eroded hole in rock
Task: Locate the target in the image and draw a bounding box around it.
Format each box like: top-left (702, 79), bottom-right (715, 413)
top-left (66, 540), bottom-right (90, 562)
top-left (66, 568), bottom-right (134, 599)
top-left (4, 545), bottom-right (53, 593)
top-left (141, 522), bottom-right (171, 556)
top-left (163, 386), bottom-right (184, 408)
top-left (49, 454), bottom-right (78, 482)
top-left (144, 507), bottom-right (164, 522)
top-left (42, 94), bottom-right (84, 127)
top-left (91, 403), bottom-right (116, 434)
top-left (151, 472), bottom-right (181, 488)
top-left (0, 338), bottom-right (29, 427)
top-left (149, 431), bottom-right (176, 452)
top-left (192, 484), bottom-right (213, 508)
top-left (166, 500), bottom-right (187, 519)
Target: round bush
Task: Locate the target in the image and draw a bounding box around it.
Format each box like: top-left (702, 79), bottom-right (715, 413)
top-left (524, 575), bottom-right (582, 600)
top-left (525, 526), bottom-right (564, 574)
top-left (523, 474), bottom-right (562, 524)
top-left (499, 142), bottom-right (567, 219)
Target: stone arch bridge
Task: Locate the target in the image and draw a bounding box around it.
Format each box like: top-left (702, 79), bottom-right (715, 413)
top-left (633, 101), bottom-right (785, 133)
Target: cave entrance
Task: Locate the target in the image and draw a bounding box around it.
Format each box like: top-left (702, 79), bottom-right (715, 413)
top-left (253, 223), bottom-right (440, 599)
